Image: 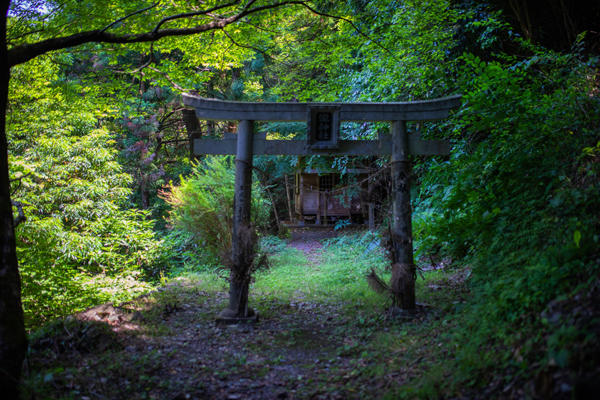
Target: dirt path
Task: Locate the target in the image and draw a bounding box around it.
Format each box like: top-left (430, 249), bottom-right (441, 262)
top-left (287, 228), bottom-right (339, 264)
top-left (147, 287), bottom-right (365, 400)
top-left (24, 230), bottom-right (440, 399)
top-left (23, 231), bottom-right (545, 399)
top-left (26, 281), bottom-right (393, 399)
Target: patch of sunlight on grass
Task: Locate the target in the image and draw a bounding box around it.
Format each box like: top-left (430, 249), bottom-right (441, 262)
top-left (253, 247), bottom-right (311, 298)
top-left (169, 270), bottom-right (227, 292)
top-left (253, 238), bottom-right (390, 311)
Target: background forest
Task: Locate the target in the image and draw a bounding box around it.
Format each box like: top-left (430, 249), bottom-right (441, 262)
top-left (6, 0), bottom-right (599, 397)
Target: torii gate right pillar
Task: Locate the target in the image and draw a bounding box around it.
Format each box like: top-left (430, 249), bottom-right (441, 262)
top-left (391, 120), bottom-right (415, 309)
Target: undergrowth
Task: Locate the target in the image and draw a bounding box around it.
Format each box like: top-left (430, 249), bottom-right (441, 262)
top-left (23, 228), bottom-right (597, 398)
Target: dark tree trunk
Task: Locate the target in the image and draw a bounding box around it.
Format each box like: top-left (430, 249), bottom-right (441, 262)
top-left (367, 173), bottom-right (375, 230)
top-left (182, 108), bottom-right (202, 160)
top-left (140, 179), bottom-right (149, 209)
top-left (0, 5), bottom-right (28, 395)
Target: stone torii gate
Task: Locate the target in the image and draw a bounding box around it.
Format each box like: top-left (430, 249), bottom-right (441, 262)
top-left (182, 94), bottom-right (461, 323)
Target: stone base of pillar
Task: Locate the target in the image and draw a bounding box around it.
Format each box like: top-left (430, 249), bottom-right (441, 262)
top-left (216, 308), bottom-right (259, 325)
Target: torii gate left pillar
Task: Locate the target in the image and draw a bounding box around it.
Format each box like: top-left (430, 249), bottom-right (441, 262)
top-left (221, 120), bottom-right (256, 320)
top-left (183, 94), bottom-right (461, 323)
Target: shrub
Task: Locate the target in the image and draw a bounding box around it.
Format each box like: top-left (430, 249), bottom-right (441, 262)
top-left (162, 156), bottom-right (271, 267)
top-left (12, 126), bottom-right (163, 327)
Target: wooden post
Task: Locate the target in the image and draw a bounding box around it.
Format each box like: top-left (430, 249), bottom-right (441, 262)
top-left (316, 186), bottom-right (321, 225)
top-left (323, 192), bottom-right (328, 226)
top-left (218, 120), bottom-right (257, 322)
top-left (284, 174), bottom-right (293, 222)
top-left (368, 173), bottom-right (375, 230)
top-left (391, 120), bottom-right (416, 310)
top-left (182, 109), bottom-right (202, 160)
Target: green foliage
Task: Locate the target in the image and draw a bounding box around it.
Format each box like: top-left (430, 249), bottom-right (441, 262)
top-left (265, 0), bottom-right (458, 102)
top-left (412, 28), bottom-right (600, 390)
top-left (8, 57), bottom-right (164, 328)
top-left (7, 1), bottom-right (600, 395)
top-left (258, 235), bottom-right (288, 254)
top-left (163, 156), bottom-right (271, 267)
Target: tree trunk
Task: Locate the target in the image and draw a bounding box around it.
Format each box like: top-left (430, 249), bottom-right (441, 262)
top-left (182, 108), bottom-right (202, 160)
top-left (140, 179), bottom-right (149, 209)
top-left (0, 6), bottom-right (28, 395)
top-left (390, 121), bottom-right (416, 310)
top-left (259, 179), bottom-right (281, 234)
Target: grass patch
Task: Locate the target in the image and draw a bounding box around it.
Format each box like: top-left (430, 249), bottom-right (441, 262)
top-left (253, 232), bottom-right (390, 311)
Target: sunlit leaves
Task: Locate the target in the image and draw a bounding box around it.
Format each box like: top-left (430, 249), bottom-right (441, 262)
top-left (8, 56), bottom-right (163, 328)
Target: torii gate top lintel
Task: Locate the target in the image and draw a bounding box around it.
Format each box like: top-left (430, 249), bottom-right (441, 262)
top-left (182, 93), bottom-right (462, 157)
top-left (182, 93), bottom-right (462, 122)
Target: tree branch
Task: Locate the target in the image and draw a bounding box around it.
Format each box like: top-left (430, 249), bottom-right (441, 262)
top-left (221, 28), bottom-right (271, 60)
top-left (159, 107), bottom-right (185, 125)
top-left (147, 65), bottom-right (188, 92)
top-left (292, 2), bottom-right (398, 61)
top-left (12, 201), bottom-right (26, 228)
top-left (9, 173), bottom-right (30, 195)
top-left (100, 2), bottom-right (160, 34)
top-left (8, 0), bottom-right (394, 72)
top-left (151, 1), bottom-right (240, 34)
top-left (7, 1), bottom-right (305, 68)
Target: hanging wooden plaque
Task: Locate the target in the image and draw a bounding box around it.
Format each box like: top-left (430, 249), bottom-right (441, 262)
top-left (307, 106), bottom-right (340, 150)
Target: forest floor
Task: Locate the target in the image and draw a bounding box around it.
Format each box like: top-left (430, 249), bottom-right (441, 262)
top-left (23, 229), bottom-right (476, 400)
